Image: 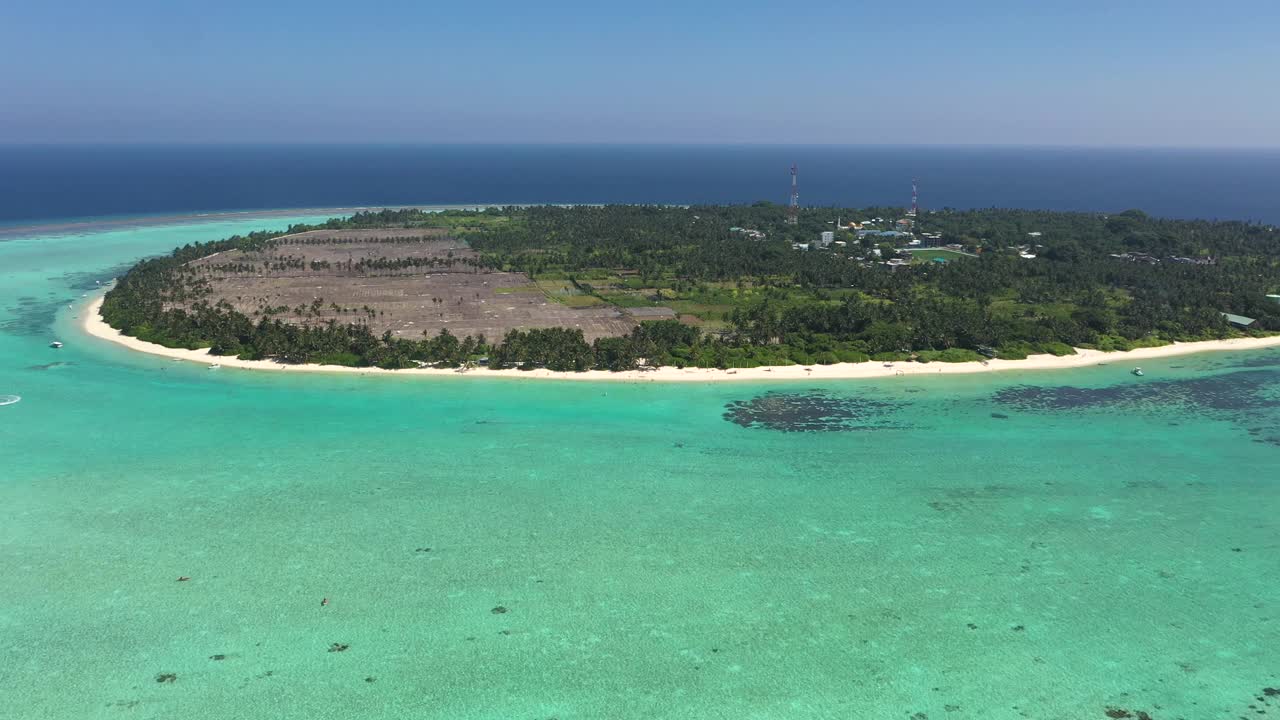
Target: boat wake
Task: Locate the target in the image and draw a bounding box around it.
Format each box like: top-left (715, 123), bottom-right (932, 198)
top-left (0, 394), bottom-right (20, 406)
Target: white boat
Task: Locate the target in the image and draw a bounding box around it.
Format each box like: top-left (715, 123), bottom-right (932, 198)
top-left (1132, 367), bottom-right (1144, 376)
top-left (49, 341), bottom-right (63, 349)
top-left (208, 363), bottom-right (221, 370)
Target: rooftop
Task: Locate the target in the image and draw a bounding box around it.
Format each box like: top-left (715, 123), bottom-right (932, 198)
top-left (1221, 312), bottom-right (1257, 327)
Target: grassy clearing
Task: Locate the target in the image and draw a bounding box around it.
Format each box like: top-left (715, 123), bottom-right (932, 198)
top-left (558, 295), bottom-right (608, 308)
top-left (600, 292), bottom-right (659, 308)
top-left (535, 279), bottom-right (578, 294)
top-left (667, 300), bottom-right (732, 321)
top-left (989, 299), bottom-right (1079, 322)
top-left (534, 278), bottom-right (610, 308)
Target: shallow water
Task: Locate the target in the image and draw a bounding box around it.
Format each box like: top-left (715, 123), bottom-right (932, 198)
top-left (2, 214), bottom-right (1278, 719)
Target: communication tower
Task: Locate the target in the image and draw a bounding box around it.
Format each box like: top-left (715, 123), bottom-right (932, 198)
top-left (787, 164), bottom-right (799, 225)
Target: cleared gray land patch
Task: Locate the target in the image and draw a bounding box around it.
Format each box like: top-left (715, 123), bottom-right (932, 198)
top-left (183, 228), bottom-right (635, 342)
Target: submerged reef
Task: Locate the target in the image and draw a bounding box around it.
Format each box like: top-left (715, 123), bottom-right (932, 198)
top-left (994, 368), bottom-right (1280, 446)
top-left (994, 369), bottom-right (1278, 413)
top-left (724, 390), bottom-right (907, 432)
top-left (1, 296), bottom-right (62, 336)
top-left (1227, 351), bottom-right (1280, 369)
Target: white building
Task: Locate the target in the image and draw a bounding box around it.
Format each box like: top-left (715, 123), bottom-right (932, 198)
top-left (819, 231), bottom-right (835, 247)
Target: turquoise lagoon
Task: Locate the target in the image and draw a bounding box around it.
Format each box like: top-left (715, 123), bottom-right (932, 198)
top-left (1, 214), bottom-right (1278, 719)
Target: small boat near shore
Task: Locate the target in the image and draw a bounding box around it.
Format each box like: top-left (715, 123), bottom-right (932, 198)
top-left (49, 341), bottom-right (63, 349)
top-left (208, 363), bottom-right (221, 370)
top-left (1132, 367), bottom-right (1144, 376)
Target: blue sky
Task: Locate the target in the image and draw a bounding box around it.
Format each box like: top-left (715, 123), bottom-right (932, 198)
top-left (2, 0), bottom-right (1277, 146)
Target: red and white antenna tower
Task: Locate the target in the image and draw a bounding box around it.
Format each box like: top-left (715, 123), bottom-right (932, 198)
top-left (910, 177), bottom-right (919, 217)
top-left (786, 164), bottom-right (799, 225)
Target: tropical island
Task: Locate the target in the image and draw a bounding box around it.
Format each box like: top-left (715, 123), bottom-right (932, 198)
top-left (92, 204), bottom-right (1280, 376)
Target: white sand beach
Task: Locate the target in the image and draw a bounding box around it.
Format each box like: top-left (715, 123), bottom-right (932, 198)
top-left (82, 296), bottom-right (1280, 382)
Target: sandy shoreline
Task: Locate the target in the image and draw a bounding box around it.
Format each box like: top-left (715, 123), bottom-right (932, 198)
top-left (81, 296), bottom-right (1280, 382)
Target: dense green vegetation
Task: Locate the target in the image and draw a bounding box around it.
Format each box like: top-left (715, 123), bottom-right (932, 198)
top-left (101, 204), bottom-right (1280, 371)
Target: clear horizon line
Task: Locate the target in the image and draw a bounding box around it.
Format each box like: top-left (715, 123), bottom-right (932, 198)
top-left (3, 141), bottom-right (1279, 152)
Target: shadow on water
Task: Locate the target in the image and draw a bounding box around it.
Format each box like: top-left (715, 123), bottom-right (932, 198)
top-left (25, 361), bottom-right (75, 371)
top-left (993, 368), bottom-right (1280, 446)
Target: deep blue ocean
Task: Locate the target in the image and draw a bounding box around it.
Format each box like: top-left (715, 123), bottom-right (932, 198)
top-left (1, 144), bottom-right (1278, 225)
